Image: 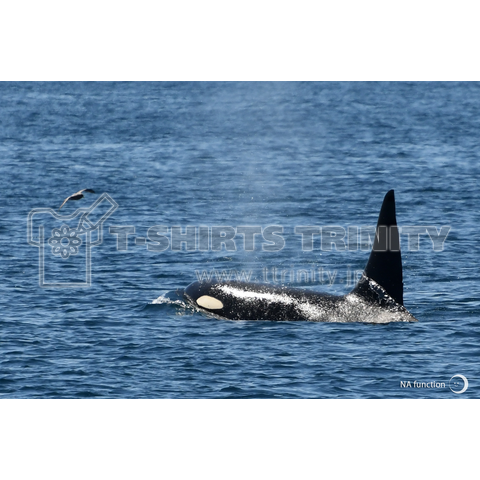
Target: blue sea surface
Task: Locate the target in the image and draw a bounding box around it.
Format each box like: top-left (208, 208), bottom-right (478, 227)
top-left (0, 82), bottom-right (478, 398)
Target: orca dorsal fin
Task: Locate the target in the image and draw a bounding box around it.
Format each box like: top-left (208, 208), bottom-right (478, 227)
top-left (351, 190), bottom-right (404, 305)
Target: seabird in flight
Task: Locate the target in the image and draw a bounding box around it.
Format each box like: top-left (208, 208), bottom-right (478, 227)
top-left (59, 189), bottom-right (96, 210)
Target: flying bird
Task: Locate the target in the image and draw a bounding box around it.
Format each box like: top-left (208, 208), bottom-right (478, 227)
top-left (59, 189), bottom-right (96, 210)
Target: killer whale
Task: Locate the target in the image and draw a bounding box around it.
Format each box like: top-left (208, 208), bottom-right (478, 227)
top-left (183, 190), bottom-right (418, 323)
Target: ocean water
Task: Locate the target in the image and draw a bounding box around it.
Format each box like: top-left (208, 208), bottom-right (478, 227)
top-left (0, 82), bottom-right (478, 398)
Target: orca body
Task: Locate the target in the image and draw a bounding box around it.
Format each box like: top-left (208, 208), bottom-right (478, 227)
top-left (183, 190), bottom-right (418, 323)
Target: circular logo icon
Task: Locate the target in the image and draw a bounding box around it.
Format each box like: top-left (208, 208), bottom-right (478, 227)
top-left (449, 374), bottom-right (468, 394)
